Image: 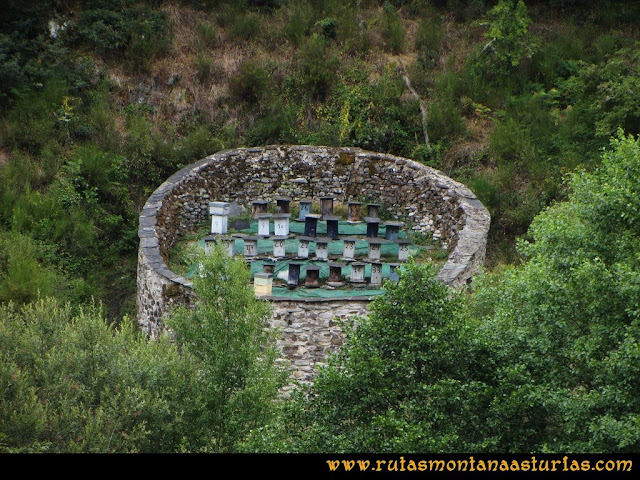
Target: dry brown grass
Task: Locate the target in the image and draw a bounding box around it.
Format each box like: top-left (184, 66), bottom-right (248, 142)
top-left (95, 1), bottom-right (495, 153)
top-left (134, 3), bottom-right (300, 125)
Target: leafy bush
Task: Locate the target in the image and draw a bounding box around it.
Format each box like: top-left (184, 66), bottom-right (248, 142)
top-left (4, 79), bottom-right (71, 153)
top-left (173, 124), bottom-right (225, 162)
top-left (298, 34), bottom-right (340, 100)
top-left (83, 81), bottom-right (121, 151)
top-left (328, 64), bottom-right (422, 155)
top-left (528, 21), bottom-right (589, 89)
top-left (467, 132), bottom-right (640, 452)
top-left (0, 1), bottom-right (93, 106)
top-left (281, 1), bottom-right (314, 46)
top-left (381, 1), bottom-right (405, 54)
top-left (411, 142), bottom-right (444, 169)
top-left (426, 69), bottom-right (467, 143)
top-left (168, 247), bottom-right (288, 452)
top-left (74, 8), bottom-right (130, 53)
top-left (229, 59), bottom-right (270, 104)
top-left (195, 52), bottom-right (213, 84)
top-left (475, 0), bottom-right (538, 83)
top-left (124, 19), bottom-right (171, 74)
top-left (0, 298), bottom-right (200, 452)
top-left (0, 232), bottom-right (64, 305)
top-left (119, 107), bottom-right (167, 186)
top-left (72, 3), bottom-right (170, 73)
top-left (314, 17), bottom-right (338, 40)
top-left (195, 19), bottom-right (218, 49)
top-left (247, 103), bottom-right (298, 146)
top-left (561, 46), bottom-right (640, 160)
top-left (228, 12), bottom-right (261, 41)
top-left (415, 15), bottom-right (443, 67)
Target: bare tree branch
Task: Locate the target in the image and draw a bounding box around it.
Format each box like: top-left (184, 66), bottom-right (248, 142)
top-left (398, 57), bottom-right (430, 148)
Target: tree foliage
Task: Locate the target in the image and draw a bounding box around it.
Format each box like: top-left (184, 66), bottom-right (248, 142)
top-left (0, 298), bottom-right (199, 452)
top-left (167, 246), bottom-right (288, 453)
top-left (2, 0), bottom-right (640, 455)
top-left (251, 132), bottom-right (640, 453)
top-left (562, 46), bottom-right (640, 159)
top-left (248, 262), bottom-right (497, 453)
top-left (468, 131), bottom-right (640, 452)
top-left (0, 246), bottom-right (289, 453)
top-left (481, 0), bottom-right (538, 75)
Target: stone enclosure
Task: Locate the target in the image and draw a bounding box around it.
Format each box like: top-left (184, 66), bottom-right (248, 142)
top-left (137, 145), bottom-right (490, 383)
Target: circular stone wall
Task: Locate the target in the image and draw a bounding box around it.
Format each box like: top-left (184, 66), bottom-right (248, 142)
top-left (137, 145), bottom-right (490, 382)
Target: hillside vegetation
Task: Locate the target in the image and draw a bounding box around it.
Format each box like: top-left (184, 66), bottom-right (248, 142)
top-left (1, 0), bottom-right (639, 316)
top-left (2, 0), bottom-right (640, 455)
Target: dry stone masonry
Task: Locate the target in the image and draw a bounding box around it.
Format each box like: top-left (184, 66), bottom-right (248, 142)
top-left (137, 145), bottom-right (490, 383)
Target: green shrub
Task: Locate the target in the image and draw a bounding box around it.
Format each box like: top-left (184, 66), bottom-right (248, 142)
top-left (195, 52), bottom-right (213, 84)
top-left (73, 8), bottom-right (129, 54)
top-left (5, 79), bottom-right (70, 153)
top-left (289, 62), bottom-right (422, 156)
top-left (0, 232), bottom-right (64, 305)
top-left (411, 143), bottom-right (444, 169)
top-left (120, 108), bottom-right (163, 185)
top-left (168, 247), bottom-right (288, 452)
top-left (468, 171), bottom-right (502, 215)
top-left (426, 70), bottom-right (467, 142)
top-left (475, 0), bottom-right (538, 82)
top-left (489, 117), bottom-right (536, 168)
top-left (593, 31), bottom-right (630, 58)
top-left (195, 19), bottom-right (218, 49)
top-left (427, 96), bottom-right (466, 143)
top-left (457, 55), bottom-right (505, 109)
top-left (281, 1), bottom-right (314, 46)
top-left (299, 34), bottom-right (339, 100)
top-left (314, 17), bottom-right (338, 40)
top-left (415, 15), bottom-right (443, 66)
top-left (247, 103), bottom-right (298, 146)
top-left (84, 82), bottom-right (121, 151)
top-left (465, 133), bottom-right (640, 452)
top-left (0, 32), bottom-right (87, 109)
top-left (64, 145), bottom-right (126, 202)
top-left (124, 23), bottom-right (171, 74)
top-left (0, 151), bottom-right (48, 202)
top-left (0, 298), bottom-right (202, 452)
top-left (0, 1), bottom-right (58, 104)
top-left (561, 46), bottom-right (640, 160)
top-left (73, 4), bottom-right (170, 73)
top-left (229, 12), bottom-right (261, 42)
top-left (381, 1), bottom-right (405, 54)
top-left (174, 124), bottom-right (225, 162)
top-left (229, 60), bottom-right (270, 104)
